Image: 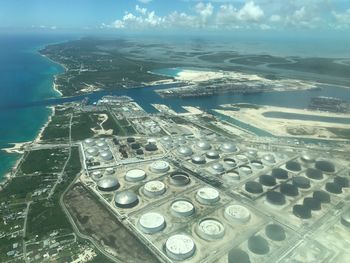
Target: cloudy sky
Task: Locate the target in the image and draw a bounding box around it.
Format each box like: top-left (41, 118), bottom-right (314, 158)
top-left (1, 0), bottom-right (350, 32)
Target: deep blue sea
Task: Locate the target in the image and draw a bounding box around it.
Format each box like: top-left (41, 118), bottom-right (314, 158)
top-left (0, 34), bottom-right (72, 180)
top-left (1, 33), bottom-right (350, 181)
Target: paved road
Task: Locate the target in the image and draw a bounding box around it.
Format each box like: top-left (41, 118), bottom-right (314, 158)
top-left (22, 201), bottom-right (32, 263)
top-left (48, 114), bottom-right (73, 200)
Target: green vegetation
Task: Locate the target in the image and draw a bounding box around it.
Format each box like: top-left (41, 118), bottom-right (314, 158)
top-left (269, 57), bottom-right (350, 79)
top-left (0, 236), bottom-right (22, 262)
top-left (235, 103), bottom-right (261, 109)
top-left (53, 147), bottom-right (81, 198)
top-left (20, 148), bottom-right (69, 174)
top-left (327, 128), bottom-right (350, 139)
top-left (87, 253), bottom-right (116, 263)
top-left (41, 114), bottom-right (71, 141)
top-left (26, 147), bottom-right (81, 239)
top-left (201, 115), bottom-right (216, 122)
top-left (0, 176), bottom-right (49, 202)
top-left (198, 52), bottom-right (239, 63)
top-left (170, 116), bottom-right (187, 124)
top-left (71, 111), bottom-right (136, 140)
top-left (41, 106), bottom-right (74, 142)
top-left (26, 201), bottom-right (72, 239)
top-left (112, 118), bottom-right (136, 136)
top-left (204, 122), bottom-right (236, 138)
top-left (40, 38), bottom-right (168, 97)
top-left (71, 113), bottom-right (97, 141)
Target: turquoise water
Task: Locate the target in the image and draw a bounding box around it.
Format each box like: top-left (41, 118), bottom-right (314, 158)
top-left (263, 112), bottom-right (350, 124)
top-left (1, 34), bottom-right (350, 181)
top-left (0, 34), bottom-right (68, 181)
top-left (151, 68), bottom-right (182, 78)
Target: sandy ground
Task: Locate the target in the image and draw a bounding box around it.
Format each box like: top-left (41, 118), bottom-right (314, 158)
top-left (151, 104), bottom-right (177, 115)
top-left (53, 80), bottom-right (63, 96)
top-left (145, 79), bottom-right (178, 86)
top-left (174, 69), bottom-right (316, 91)
top-left (220, 104), bottom-right (350, 118)
top-left (181, 106), bottom-right (204, 115)
top-left (2, 142), bottom-right (31, 154)
top-left (176, 69), bottom-right (227, 82)
top-left (91, 114), bottom-right (113, 135)
top-left (214, 105), bottom-right (350, 140)
top-left (33, 106), bottom-right (55, 144)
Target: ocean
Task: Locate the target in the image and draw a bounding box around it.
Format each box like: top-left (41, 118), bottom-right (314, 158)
top-left (0, 34), bottom-right (70, 180)
top-left (0, 33), bottom-right (350, 181)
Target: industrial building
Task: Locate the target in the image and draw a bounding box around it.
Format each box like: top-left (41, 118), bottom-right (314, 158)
top-left (78, 127), bottom-right (350, 262)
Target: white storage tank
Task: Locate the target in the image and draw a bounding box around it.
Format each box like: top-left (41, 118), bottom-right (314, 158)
top-left (105, 168), bottom-right (114, 175)
top-left (125, 169), bottom-right (146, 182)
top-left (138, 212), bottom-right (165, 234)
top-left (165, 234), bottom-right (196, 261)
top-left (177, 146), bottom-right (193, 157)
top-left (211, 163), bottom-right (224, 173)
top-left (197, 219), bottom-right (225, 240)
top-left (144, 181), bottom-right (166, 197)
top-left (171, 200), bottom-right (195, 217)
top-left (100, 150), bottom-right (113, 161)
top-left (149, 160), bottom-right (170, 173)
top-left (220, 142), bottom-right (238, 153)
top-left (86, 147), bottom-right (99, 157)
top-left (224, 205), bottom-right (251, 223)
top-left (196, 187), bottom-right (220, 204)
top-left (97, 177), bottom-right (119, 191)
top-left (195, 140), bottom-right (211, 151)
top-left (84, 138), bottom-right (95, 147)
top-left (91, 170), bottom-right (103, 181)
top-left (114, 191), bottom-right (139, 208)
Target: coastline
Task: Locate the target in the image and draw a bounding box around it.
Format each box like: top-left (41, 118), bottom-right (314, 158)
top-left (0, 156), bottom-right (22, 190)
top-left (34, 106), bottom-right (55, 144)
top-left (2, 141), bottom-right (31, 154)
top-left (0, 47), bottom-right (65, 186)
top-left (40, 52), bottom-right (67, 97)
top-left (53, 79), bottom-right (63, 96)
top-left (0, 106), bottom-right (56, 187)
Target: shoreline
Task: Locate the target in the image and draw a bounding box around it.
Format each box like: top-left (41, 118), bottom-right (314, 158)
top-left (0, 47), bottom-right (64, 186)
top-left (2, 141), bottom-right (31, 154)
top-left (40, 52), bottom-right (67, 97)
top-left (0, 106), bottom-right (56, 186)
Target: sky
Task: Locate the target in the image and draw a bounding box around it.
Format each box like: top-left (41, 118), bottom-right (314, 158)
top-left (1, 0), bottom-right (350, 34)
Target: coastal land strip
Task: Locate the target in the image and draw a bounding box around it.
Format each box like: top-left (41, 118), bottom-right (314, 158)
top-left (214, 104), bottom-right (350, 140)
top-left (39, 38), bottom-right (350, 98)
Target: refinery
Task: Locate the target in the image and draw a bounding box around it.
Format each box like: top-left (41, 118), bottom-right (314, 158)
top-left (3, 94), bottom-right (349, 263)
top-left (71, 97), bottom-right (350, 263)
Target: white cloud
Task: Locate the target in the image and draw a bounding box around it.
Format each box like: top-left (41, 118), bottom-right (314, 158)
top-left (260, 24), bottom-right (271, 30)
top-left (136, 5), bottom-right (147, 15)
top-left (216, 1), bottom-right (264, 27)
top-left (237, 1), bottom-right (264, 22)
top-left (332, 9), bottom-right (350, 29)
top-left (107, 5), bottom-right (164, 29)
top-left (31, 25), bottom-right (58, 30)
top-left (283, 6), bottom-right (321, 29)
top-left (101, 0), bottom-right (349, 31)
top-left (216, 4), bottom-right (238, 25)
top-left (195, 2), bottom-right (214, 26)
top-left (293, 6), bottom-right (306, 21)
top-left (166, 11), bottom-right (199, 28)
top-left (270, 15), bottom-right (281, 23)
top-left (138, 0), bottom-right (152, 4)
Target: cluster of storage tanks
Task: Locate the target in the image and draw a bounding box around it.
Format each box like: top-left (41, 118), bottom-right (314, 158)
top-left (84, 156), bottom-right (292, 262)
top-left (169, 136), bottom-right (291, 186)
top-left (84, 137), bottom-right (164, 169)
top-left (83, 134), bottom-right (350, 262)
top-left (84, 138), bottom-right (114, 162)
